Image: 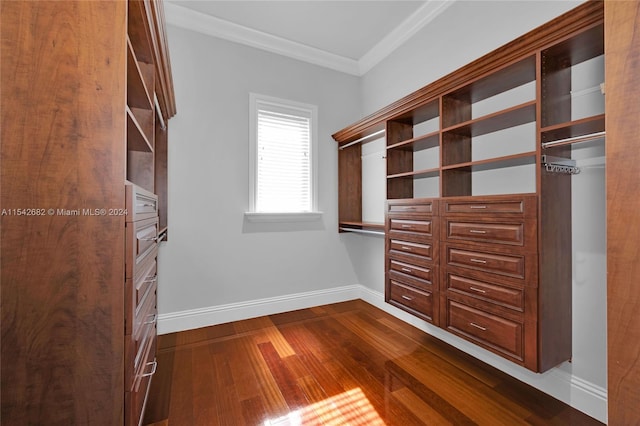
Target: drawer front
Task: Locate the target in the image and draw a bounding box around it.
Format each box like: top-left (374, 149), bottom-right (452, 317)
top-left (447, 300), bottom-right (523, 360)
top-left (133, 281), bottom-right (157, 341)
top-left (388, 201), bottom-right (435, 214)
top-left (446, 221), bottom-right (524, 246)
top-left (125, 295), bottom-right (157, 392)
top-left (388, 251), bottom-right (432, 268)
top-left (390, 239), bottom-right (433, 259)
top-left (442, 199), bottom-right (526, 215)
top-left (390, 259), bottom-right (433, 282)
top-left (126, 217), bottom-right (159, 279)
top-left (389, 270), bottom-right (433, 293)
top-left (446, 247), bottom-right (525, 279)
top-left (389, 281), bottom-right (433, 320)
top-left (126, 183), bottom-right (158, 222)
top-left (125, 369), bottom-right (152, 426)
top-left (125, 339), bottom-right (157, 426)
top-left (127, 309), bottom-right (157, 391)
top-left (446, 273), bottom-right (524, 312)
top-left (125, 258), bottom-right (157, 335)
top-left (390, 218), bottom-right (433, 235)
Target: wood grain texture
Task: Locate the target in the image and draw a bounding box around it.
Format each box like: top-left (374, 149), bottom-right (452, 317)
top-left (1, 1), bottom-right (126, 424)
top-left (144, 301), bottom-right (602, 425)
top-left (605, 1), bottom-right (640, 424)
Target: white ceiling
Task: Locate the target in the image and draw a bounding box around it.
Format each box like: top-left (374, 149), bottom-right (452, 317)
top-left (164, 1), bottom-right (455, 75)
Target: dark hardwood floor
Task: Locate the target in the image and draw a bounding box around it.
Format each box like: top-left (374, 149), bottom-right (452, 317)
top-left (143, 300), bottom-right (603, 426)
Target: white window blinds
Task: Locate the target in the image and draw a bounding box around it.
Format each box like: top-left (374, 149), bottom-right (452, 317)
top-left (254, 99), bottom-right (313, 213)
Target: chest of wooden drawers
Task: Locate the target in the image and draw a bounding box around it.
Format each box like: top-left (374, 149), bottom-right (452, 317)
top-left (385, 194), bottom-right (568, 372)
top-left (125, 183), bottom-right (159, 425)
top-left (385, 199), bottom-right (439, 324)
top-left (439, 195), bottom-right (538, 370)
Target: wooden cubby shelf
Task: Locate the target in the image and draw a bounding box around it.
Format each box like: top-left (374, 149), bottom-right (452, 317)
top-left (387, 130), bottom-right (439, 151)
top-left (388, 167), bottom-right (439, 179)
top-left (126, 107), bottom-right (154, 152)
top-left (541, 114), bottom-right (605, 144)
top-left (441, 151), bottom-right (536, 172)
top-left (441, 101), bottom-right (536, 137)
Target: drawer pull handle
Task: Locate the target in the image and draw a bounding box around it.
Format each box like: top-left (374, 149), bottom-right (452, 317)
top-left (405, 207), bottom-right (417, 211)
top-left (141, 359), bottom-right (158, 378)
top-left (470, 322), bottom-right (487, 331)
top-left (401, 246), bottom-right (412, 251)
top-left (469, 229), bottom-right (487, 234)
top-left (401, 295), bottom-right (414, 301)
top-left (469, 286), bottom-right (487, 294)
top-left (138, 202), bottom-right (156, 207)
top-left (141, 236), bottom-right (159, 242)
top-left (470, 258), bottom-right (487, 264)
top-left (145, 314), bottom-right (158, 325)
top-left (401, 267), bottom-right (412, 273)
top-left (144, 275), bottom-right (158, 284)
top-left (470, 205), bottom-right (487, 209)
top-left (401, 224), bottom-right (413, 228)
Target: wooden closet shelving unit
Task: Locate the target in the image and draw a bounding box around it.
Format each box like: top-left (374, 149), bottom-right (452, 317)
top-left (1, 0), bottom-right (176, 424)
top-left (333, 1), bottom-right (605, 373)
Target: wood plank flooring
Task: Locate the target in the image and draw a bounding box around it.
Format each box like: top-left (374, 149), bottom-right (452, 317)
top-left (143, 300), bottom-right (603, 426)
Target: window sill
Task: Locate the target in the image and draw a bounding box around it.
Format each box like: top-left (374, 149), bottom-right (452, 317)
top-left (244, 211), bottom-right (324, 223)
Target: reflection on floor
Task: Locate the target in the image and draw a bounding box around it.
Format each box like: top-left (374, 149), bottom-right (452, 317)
top-left (263, 388), bottom-right (384, 426)
top-left (144, 300), bottom-right (603, 426)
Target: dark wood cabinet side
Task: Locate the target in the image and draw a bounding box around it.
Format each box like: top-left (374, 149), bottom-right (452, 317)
top-left (1, 1), bottom-right (127, 424)
top-left (606, 0), bottom-right (640, 424)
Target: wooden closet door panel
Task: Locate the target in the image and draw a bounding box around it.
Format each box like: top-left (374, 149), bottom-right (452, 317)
top-left (606, 1), bottom-right (640, 424)
top-left (0, 1), bottom-right (126, 424)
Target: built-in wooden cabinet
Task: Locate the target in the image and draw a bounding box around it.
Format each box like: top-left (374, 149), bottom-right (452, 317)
top-left (125, 184), bottom-right (160, 426)
top-left (386, 199), bottom-right (439, 323)
top-left (439, 194), bottom-right (540, 371)
top-left (335, 1), bottom-right (604, 373)
top-left (1, 0), bottom-right (175, 424)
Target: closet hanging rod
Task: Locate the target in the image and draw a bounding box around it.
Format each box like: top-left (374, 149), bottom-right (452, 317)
top-left (541, 131), bottom-right (605, 149)
top-left (339, 129), bottom-right (386, 150)
top-left (339, 227), bottom-right (385, 236)
top-left (154, 94), bottom-right (167, 131)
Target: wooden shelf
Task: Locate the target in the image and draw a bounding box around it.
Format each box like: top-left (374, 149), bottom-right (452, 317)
top-left (447, 55), bottom-right (536, 105)
top-left (390, 98), bottom-right (439, 125)
top-left (388, 167), bottom-right (439, 179)
top-left (442, 101), bottom-right (537, 137)
top-left (339, 221), bottom-right (385, 235)
top-left (387, 131), bottom-right (439, 151)
top-left (541, 22), bottom-right (604, 67)
top-left (442, 151), bottom-right (536, 172)
top-left (127, 106), bottom-right (153, 152)
top-left (541, 114), bottom-right (605, 143)
top-left (127, 38), bottom-right (153, 111)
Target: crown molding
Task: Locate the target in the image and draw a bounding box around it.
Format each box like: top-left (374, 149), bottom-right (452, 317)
top-left (164, 2), bottom-right (361, 75)
top-left (359, 0), bottom-right (455, 75)
top-left (164, 1), bottom-right (456, 77)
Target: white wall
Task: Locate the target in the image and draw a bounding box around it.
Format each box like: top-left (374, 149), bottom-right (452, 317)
top-left (158, 25), bottom-right (363, 328)
top-left (355, 1), bottom-right (607, 422)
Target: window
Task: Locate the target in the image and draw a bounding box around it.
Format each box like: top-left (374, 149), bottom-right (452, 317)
top-left (247, 94), bottom-right (321, 222)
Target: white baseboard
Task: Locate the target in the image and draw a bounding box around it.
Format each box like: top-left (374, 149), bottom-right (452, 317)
top-left (157, 284), bottom-right (361, 335)
top-left (158, 283), bottom-right (607, 423)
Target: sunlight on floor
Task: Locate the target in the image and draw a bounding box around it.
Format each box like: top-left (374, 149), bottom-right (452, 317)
top-left (263, 388), bottom-right (386, 426)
